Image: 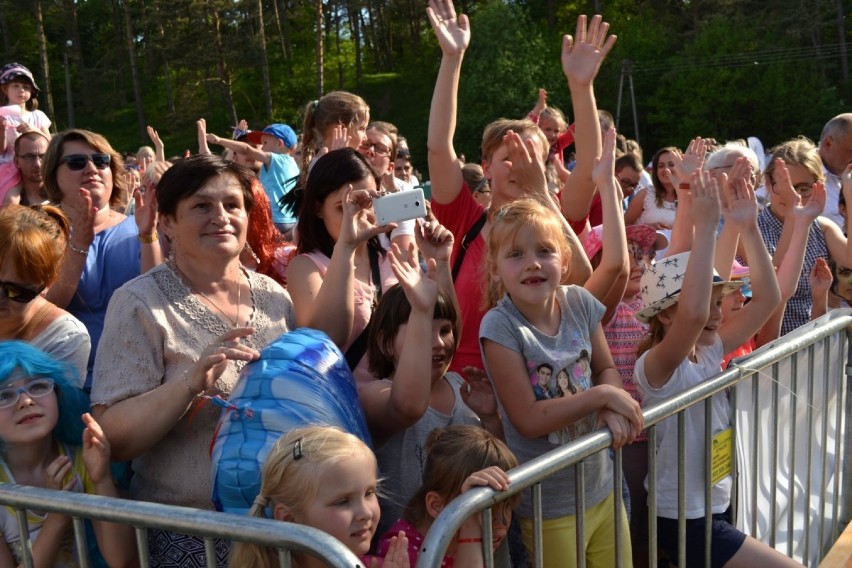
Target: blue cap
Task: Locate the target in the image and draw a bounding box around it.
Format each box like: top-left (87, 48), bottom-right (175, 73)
top-left (247, 124), bottom-right (297, 149)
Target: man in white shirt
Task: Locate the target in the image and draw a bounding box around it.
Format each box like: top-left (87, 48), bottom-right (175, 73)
top-left (819, 113), bottom-right (852, 228)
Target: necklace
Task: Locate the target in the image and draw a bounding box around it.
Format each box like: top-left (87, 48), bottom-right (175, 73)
top-left (173, 262), bottom-right (243, 327)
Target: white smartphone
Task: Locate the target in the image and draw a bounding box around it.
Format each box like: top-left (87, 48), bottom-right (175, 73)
top-left (373, 188), bottom-right (427, 225)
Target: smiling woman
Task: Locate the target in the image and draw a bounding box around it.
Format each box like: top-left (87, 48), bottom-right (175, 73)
top-left (89, 154), bottom-right (295, 567)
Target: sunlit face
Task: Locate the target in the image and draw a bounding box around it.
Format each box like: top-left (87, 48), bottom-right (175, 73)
top-left (318, 176), bottom-right (377, 244)
top-left (0, 375), bottom-right (58, 447)
top-left (392, 318), bottom-right (455, 383)
top-left (14, 135), bottom-right (48, 185)
top-left (821, 130), bottom-right (852, 176)
top-left (160, 174), bottom-right (248, 261)
top-left (494, 225), bottom-right (564, 310)
top-left (281, 450), bottom-right (380, 556)
top-left (768, 162), bottom-right (819, 219)
top-left (394, 158), bottom-right (413, 183)
top-left (698, 288), bottom-right (725, 346)
top-left (260, 134), bottom-right (281, 153)
top-left (615, 166), bottom-right (641, 198)
top-left (538, 116), bottom-right (561, 146)
top-left (720, 287), bottom-right (747, 322)
top-left (656, 152), bottom-right (677, 188)
top-left (1, 81), bottom-right (32, 106)
top-left (483, 130), bottom-right (547, 208)
top-left (358, 129), bottom-right (393, 177)
top-left (56, 140), bottom-right (114, 210)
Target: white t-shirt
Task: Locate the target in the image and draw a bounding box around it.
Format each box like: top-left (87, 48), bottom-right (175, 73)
top-left (1, 109), bottom-right (50, 163)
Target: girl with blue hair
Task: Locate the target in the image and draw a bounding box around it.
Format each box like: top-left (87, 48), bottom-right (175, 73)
top-left (0, 341), bottom-right (134, 567)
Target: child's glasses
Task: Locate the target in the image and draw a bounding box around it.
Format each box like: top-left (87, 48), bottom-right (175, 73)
top-left (0, 280), bottom-right (43, 303)
top-left (0, 378), bottom-right (54, 409)
top-left (60, 153), bottom-right (111, 171)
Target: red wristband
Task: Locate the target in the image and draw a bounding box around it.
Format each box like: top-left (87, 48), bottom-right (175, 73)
top-left (456, 538), bottom-right (484, 544)
top-left (678, 183), bottom-right (691, 190)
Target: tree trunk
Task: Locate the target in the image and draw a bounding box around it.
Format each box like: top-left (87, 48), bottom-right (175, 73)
top-left (335, 5), bottom-right (344, 89)
top-left (270, 0), bottom-right (289, 63)
top-left (33, 0), bottom-right (54, 122)
top-left (150, 0), bottom-right (174, 113)
top-left (836, 0), bottom-right (848, 83)
top-left (211, 10), bottom-right (238, 127)
top-left (346, 0), bottom-right (362, 89)
top-left (257, 0), bottom-right (273, 121)
top-left (64, 0), bottom-right (92, 113)
top-left (122, 0), bottom-right (147, 141)
top-left (315, 0), bottom-right (323, 98)
top-left (279, 0), bottom-right (294, 78)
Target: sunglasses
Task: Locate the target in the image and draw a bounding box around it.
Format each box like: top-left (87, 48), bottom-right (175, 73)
top-left (0, 280), bottom-right (43, 303)
top-left (0, 378), bottom-right (55, 409)
top-left (60, 153), bottom-right (111, 171)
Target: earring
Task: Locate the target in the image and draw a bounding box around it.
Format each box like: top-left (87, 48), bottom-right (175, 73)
top-left (244, 242), bottom-right (261, 264)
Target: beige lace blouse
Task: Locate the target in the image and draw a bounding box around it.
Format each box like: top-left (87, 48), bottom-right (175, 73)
top-left (91, 263), bottom-right (294, 509)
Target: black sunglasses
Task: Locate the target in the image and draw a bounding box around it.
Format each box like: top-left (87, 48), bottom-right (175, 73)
top-left (60, 153), bottom-right (111, 171)
top-left (0, 281), bottom-right (44, 303)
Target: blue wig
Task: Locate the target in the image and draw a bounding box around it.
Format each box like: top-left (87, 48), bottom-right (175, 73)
top-left (0, 341), bottom-right (90, 446)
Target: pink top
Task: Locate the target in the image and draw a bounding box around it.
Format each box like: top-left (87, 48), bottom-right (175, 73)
top-left (604, 296), bottom-right (649, 442)
top-left (300, 250), bottom-right (397, 387)
top-left (378, 518), bottom-right (454, 568)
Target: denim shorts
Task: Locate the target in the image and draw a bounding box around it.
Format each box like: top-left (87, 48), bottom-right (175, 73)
top-left (656, 509), bottom-right (746, 568)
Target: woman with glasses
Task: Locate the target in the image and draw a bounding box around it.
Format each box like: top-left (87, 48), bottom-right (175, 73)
top-left (753, 137), bottom-right (852, 335)
top-left (0, 341), bottom-right (135, 567)
top-left (91, 154), bottom-right (294, 566)
top-left (40, 130), bottom-right (160, 390)
top-left (0, 205), bottom-right (90, 385)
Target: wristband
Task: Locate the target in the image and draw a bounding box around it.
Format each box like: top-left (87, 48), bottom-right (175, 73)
top-left (678, 183), bottom-right (691, 190)
top-left (456, 538), bottom-right (483, 544)
top-left (67, 242), bottom-right (89, 256)
top-left (138, 232), bottom-right (158, 244)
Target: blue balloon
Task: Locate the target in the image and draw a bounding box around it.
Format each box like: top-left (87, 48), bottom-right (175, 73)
top-left (211, 328), bottom-right (371, 514)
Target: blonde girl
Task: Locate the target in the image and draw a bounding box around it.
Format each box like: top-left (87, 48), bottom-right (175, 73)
top-left (479, 198), bottom-right (642, 567)
top-left (376, 425), bottom-right (518, 568)
top-left (426, 0), bottom-right (612, 378)
top-left (633, 170), bottom-right (797, 567)
top-left (300, 91), bottom-right (370, 179)
top-left (229, 425), bottom-right (408, 568)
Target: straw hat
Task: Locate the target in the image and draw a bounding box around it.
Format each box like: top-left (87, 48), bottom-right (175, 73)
top-left (635, 252), bottom-right (744, 323)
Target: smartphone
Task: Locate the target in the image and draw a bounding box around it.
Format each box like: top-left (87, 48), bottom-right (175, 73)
top-left (373, 188), bottom-right (427, 225)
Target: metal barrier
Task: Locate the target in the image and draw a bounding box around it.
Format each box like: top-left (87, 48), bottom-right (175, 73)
top-left (0, 484), bottom-right (364, 568)
top-left (418, 311), bottom-right (852, 568)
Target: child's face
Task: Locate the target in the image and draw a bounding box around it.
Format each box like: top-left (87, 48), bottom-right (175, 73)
top-left (2, 81), bottom-right (32, 106)
top-left (483, 130), bottom-right (547, 208)
top-left (538, 116), bottom-right (562, 146)
top-left (0, 376), bottom-right (58, 447)
top-left (490, 504), bottom-right (513, 549)
top-left (834, 265), bottom-right (852, 301)
top-left (720, 287), bottom-right (747, 322)
top-left (698, 288), bottom-right (725, 347)
top-left (494, 225), bottom-right (564, 309)
top-left (615, 166), bottom-right (641, 198)
top-left (260, 134), bottom-right (281, 153)
top-left (318, 176), bottom-right (377, 243)
top-left (392, 318), bottom-right (456, 383)
top-left (290, 450), bottom-right (380, 556)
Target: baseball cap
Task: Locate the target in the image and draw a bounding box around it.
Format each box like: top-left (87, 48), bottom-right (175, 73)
top-left (246, 124), bottom-right (297, 149)
top-left (0, 63), bottom-right (40, 98)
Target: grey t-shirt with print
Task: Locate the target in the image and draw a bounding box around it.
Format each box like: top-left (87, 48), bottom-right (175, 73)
top-left (480, 285), bottom-right (611, 519)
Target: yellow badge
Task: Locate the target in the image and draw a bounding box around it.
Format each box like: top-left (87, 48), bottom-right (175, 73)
top-left (710, 427), bottom-right (733, 485)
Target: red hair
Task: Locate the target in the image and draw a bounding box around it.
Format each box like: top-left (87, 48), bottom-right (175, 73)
top-left (247, 178), bottom-right (287, 286)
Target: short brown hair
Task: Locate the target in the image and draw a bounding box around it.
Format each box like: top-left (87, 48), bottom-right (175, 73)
top-left (481, 118), bottom-right (548, 163)
top-left (0, 204), bottom-right (69, 289)
top-left (367, 121), bottom-right (399, 162)
top-left (42, 129), bottom-right (126, 208)
top-left (156, 154), bottom-right (256, 218)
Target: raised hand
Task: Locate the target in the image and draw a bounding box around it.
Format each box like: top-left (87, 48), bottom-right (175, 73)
top-left (810, 257), bottom-right (833, 299)
top-left (81, 413), bottom-right (112, 485)
top-left (669, 137), bottom-right (706, 188)
top-left (691, 169), bottom-right (721, 233)
top-left (373, 531), bottom-right (410, 568)
top-left (460, 373), bottom-right (499, 420)
top-left (504, 130), bottom-right (547, 200)
top-left (721, 176), bottom-right (758, 230)
top-left (147, 125), bottom-right (165, 159)
top-left (790, 180), bottom-right (826, 224)
top-left (415, 218), bottom-right (454, 264)
top-left (133, 182), bottom-right (158, 236)
top-left (327, 124), bottom-right (350, 151)
top-left (197, 118), bottom-right (211, 154)
top-left (389, 242), bottom-right (438, 314)
top-left (426, 0), bottom-right (470, 56)
top-left (185, 327), bottom-right (260, 395)
top-left (591, 125), bottom-right (617, 189)
top-left (768, 158), bottom-right (798, 205)
top-left (63, 188), bottom-right (97, 249)
top-left (338, 185), bottom-right (395, 248)
top-left (561, 14), bottom-right (617, 86)
top-left (460, 466), bottom-right (510, 493)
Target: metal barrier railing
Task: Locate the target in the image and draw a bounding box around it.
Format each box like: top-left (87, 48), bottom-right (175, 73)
top-left (417, 311), bottom-right (852, 568)
top-left (0, 484), bottom-right (365, 568)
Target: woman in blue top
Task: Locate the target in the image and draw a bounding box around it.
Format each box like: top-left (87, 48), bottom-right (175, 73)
top-left (42, 129), bottom-right (161, 389)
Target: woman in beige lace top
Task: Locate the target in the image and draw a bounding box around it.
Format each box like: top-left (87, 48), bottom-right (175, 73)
top-left (90, 155), bottom-right (294, 567)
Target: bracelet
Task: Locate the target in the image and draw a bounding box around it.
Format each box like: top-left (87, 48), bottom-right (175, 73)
top-left (678, 183), bottom-right (691, 190)
top-left (138, 232), bottom-right (158, 244)
top-left (67, 242), bottom-right (89, 256)
top-left (456, 538), bottom-right (483, 544)
top-left (184, 373), bottom-right (204, 398)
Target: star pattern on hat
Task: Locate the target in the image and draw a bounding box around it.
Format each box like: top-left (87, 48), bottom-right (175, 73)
top-left (656, 274), bottom-right (667, 287)
top-left (641, 285), bottom-right (648, 296)
top-left (673, 272), bottom-right (684, 282)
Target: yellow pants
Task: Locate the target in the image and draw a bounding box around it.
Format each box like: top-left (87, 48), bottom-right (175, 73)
top-left (520, 491), bottom-right (633, 568)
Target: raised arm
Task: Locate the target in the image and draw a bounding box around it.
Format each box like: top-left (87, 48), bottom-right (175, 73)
top-left (206, 133), bottom-right (271, 168)
top-left (583, 126), bottom-right (628, 322)
top-left (197, 118), bottom-right (212, 155)
top-left (559, 14), bottom-right (616, 222)
top-left (425, 0), bottom-right (469, 205)
top-left (528, 88), bottom-right (547, 122)
top-left (147, 125), bottom-right (166, 162)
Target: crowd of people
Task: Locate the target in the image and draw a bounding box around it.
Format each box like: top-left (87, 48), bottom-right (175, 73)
top-left (0, 0), bottom-right (851, 566)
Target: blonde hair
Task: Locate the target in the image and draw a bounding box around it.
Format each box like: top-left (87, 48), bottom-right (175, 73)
top-left (539, 106), bottom-right (567, 132)
top-left (764, 136), bottom-right (824, 187)
top-left (481, 118), bottom-right (549, 164)
top-left (300, 91), bottom-right (370, 175)
top-left (228, 426), bottom-right (374, 568)
top-left (483, 199), bottom-right (571, 310)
